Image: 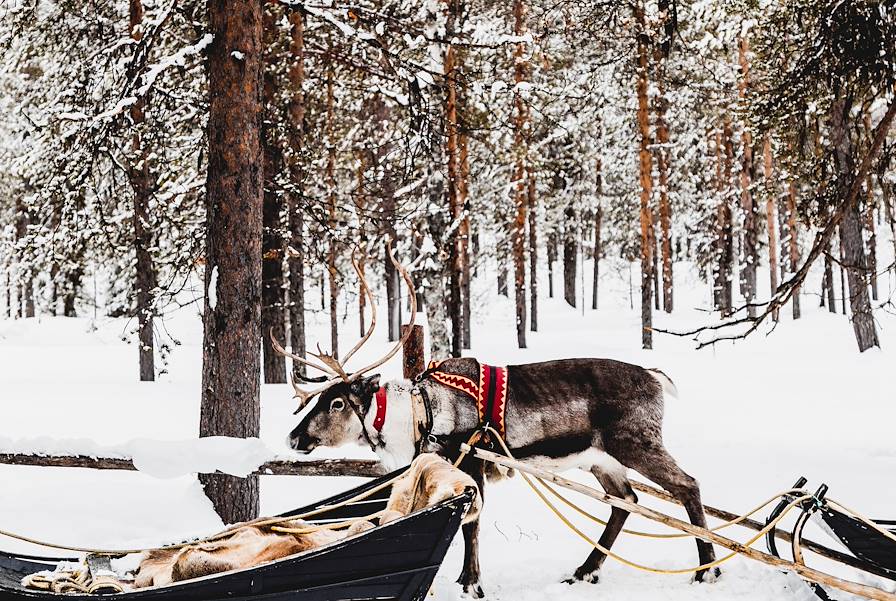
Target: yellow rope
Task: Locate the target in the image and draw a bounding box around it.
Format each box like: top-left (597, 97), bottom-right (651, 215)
top-left (825, 499), bottom-right (896, 545)
top-left (270, 511), bottom-right (385, 535)
top-left (540, 479), bottom-right (805, 539)
top-left (480, 425), bottom-right (811, 575)
top-left (0, 471), bottom-right (405, 556)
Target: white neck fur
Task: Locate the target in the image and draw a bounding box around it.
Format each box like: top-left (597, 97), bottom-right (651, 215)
top-left (363, 380), bottom-right (417, 471)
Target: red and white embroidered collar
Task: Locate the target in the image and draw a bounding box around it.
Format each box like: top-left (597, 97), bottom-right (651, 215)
top-left (426, 360), bottom-right (508, 438)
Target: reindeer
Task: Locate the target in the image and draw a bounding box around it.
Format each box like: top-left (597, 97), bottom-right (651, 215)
top-left (273, 247), bottom-right (719, 598)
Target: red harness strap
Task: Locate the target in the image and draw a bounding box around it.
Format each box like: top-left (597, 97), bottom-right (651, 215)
top-left (427, 360), bottom-right (508, 438)
top-left (372, 386), bottom-right (388, 432)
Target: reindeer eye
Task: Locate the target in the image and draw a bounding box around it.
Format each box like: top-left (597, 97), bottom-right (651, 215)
top-left (329, 399), bottom-right (345, 412)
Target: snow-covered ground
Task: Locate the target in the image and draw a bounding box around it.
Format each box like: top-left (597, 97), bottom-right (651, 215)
top-left (1, 256), bottom-right (894, 600)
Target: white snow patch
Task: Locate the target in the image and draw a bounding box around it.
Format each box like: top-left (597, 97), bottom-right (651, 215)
top-left (208, 266), bottom-right (218, 310)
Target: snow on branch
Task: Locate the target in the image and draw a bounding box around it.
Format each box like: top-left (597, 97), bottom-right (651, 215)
top-left (57, 33), bottom-right (214, 125)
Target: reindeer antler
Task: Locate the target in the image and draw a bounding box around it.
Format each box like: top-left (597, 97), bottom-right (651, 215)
top-left (341, 241), bottom-right (417, 384)
top-left (271, 241), bottom-right (417, 410)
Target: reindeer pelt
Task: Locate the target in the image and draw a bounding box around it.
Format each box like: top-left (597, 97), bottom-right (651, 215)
top-left (133, 519), bottom-right (342, 588)
top-left (382, 453), bottom-right (481, 526)
top-left (131, 455), bottom-right (477, 589)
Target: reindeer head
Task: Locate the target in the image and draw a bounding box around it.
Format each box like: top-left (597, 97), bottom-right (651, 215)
top-left (273, 244), bottom-right (416, 454)
top-left (286, 375), bottom-right (381, 452)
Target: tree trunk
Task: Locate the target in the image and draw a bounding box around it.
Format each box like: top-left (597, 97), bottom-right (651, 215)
top-left (424, 160), bottom-right (450, 358)
top-left (824, 241), bottom-right (836, 313)
top-left (325, 42), bottom-right (339, 359)
top-left (547, 231), bottom-right (557, 298)
top-left (128, 0), bottom-right (157, 381)
top-left (200, 0), bottom-right (263, 525)
top-left (527, 168), bottom-right (538, 331)
top-left (459, 133), bottom-right (472, 348)
top-left (511, 0), bottom-right (528, 348)
top-left (713, 122), bottom-right (734, 315)
top-left (444, 12), bottom-right (463, 357)
top-left (592, 158), bottom-right (603, 310)
top-left (830, 96), bottom-right (878, 351)
top-left (864, 177), bottom-right (878, 301)
top-left (762, 137), bottom-right (779, 320)
top-left (563, 207), bottom-right (577, 308)
top-left (738, 37), bottom-right (757, 317)
top-left (635, 0), bottom-right (654, 348)
top-left (654, 65), bottom-right (673, 313)
top-left (355, 153), bottom-right (368, 338)
top-left (261, 3), bottom-right (286, 384)
top-left (786, 182), bottom-right (801, 320)
top-left (287, 6), bottom-right (306, 378)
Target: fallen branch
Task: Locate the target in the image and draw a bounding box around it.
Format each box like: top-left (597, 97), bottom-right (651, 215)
top-left (0, 454), bottom-right (385, 478)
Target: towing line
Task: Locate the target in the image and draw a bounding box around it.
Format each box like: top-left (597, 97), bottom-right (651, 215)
top-left (463, 432), bottom-right (896, 601)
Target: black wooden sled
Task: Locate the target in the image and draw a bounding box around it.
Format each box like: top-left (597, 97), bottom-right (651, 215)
top-left (0, 467), bottom-right (474, 601)
top-left (766, 477), bottom-right (896, 600)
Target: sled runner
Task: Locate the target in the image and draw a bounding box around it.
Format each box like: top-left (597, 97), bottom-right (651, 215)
top-left (765, 477), bottom-right (896, 600)
top-left (0, 467), bottom-right (474, 601)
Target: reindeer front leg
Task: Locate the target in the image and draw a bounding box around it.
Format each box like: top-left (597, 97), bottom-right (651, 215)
top-left (457, 458), bottom-right (485, 598)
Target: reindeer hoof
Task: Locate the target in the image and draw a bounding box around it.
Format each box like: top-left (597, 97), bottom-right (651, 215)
top-left (457, 574), bottom-right (484, 598)
top-left (693, 567), bottom-right (722, 583)
top-left (564, 566), bottom-right (600, 584)
top-left (460, 583), bottom-right (484, 598)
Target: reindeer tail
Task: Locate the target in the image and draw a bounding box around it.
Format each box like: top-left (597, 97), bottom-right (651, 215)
top-left (647, 368), bottom-right (679, 399)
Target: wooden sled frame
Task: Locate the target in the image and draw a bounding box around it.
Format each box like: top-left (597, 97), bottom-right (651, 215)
top-left (765, 477), bottom-right (896, 601)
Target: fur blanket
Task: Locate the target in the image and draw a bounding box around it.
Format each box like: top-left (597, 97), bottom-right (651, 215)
top-left (24, 454), bottom-right (479, 593)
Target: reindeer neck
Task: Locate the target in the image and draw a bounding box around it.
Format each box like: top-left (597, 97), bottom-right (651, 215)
top-left (362, 379), bottom-right (417, 470)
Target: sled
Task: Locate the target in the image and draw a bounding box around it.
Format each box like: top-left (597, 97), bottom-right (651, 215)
top-left (0, 467), bottom-right (474, 601)
top-left (765, 477), bottom-right (896, 601)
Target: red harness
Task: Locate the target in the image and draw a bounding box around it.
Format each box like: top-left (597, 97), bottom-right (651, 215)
top-left (372, 386), bottom-right (388, 432)
top-left (426, 360), bottom-right (509, 438)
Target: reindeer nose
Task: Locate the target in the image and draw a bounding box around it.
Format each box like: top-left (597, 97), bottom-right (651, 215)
top-left (287, 432), bottom-right (319, 453)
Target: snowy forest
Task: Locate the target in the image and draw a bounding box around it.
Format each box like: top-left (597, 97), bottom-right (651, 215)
top-left (3, 0), bottom-right (894, 369)
top-left (2, 1), bottom-right (896, 599)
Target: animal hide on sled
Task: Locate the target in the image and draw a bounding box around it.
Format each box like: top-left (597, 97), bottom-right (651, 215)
top-left (23, 454), bottom-right (480, 593)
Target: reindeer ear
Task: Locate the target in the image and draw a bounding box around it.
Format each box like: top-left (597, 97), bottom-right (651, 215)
top-left (359, 375), bottom-right (381, 409)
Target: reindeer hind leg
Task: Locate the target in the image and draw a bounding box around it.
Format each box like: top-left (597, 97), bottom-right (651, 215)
top-left (627, 445), bottom-right (720, 582)
top-left (567, 451), bottom-right (637, 584)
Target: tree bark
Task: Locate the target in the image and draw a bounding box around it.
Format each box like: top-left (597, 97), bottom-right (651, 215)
top-left (261, 2), bottom-right (286, 384)
top-left (830, 96), bottom-right (878, 350)
top-left (786, 181), bottom-right (801, 319)
top-left (286, 6), bottom-right (306, 379)
top-left (865, 177), bottom-right (878, 301)
top-left (527, 167), bottom-right (538, 331)
top-left (128, 0), bottom-right (157, 381)
top-left (563, 207), bottom-right (577, 308)
top-left (511, 0), bottom-right (528, 348)
top-left (444, 6), bottom-right (463, 357)
top-left (459, 133), bottom-right (472, 348)
top-left (763, 137), bottom-right (779, 320)
top-left (592, 158), bottom-right (603, 310)
top-left (738, 37), bottom-right (758, 317)
top-left (712, 123), bottom-right (734, 316)
top-left (547, 232), bottom-right (557, 298)
top-left (635, 0), bottom-right (654, 348)
top-left (200, 0), bottom-right (263, 525)
top-left (824, 241), bottom-right (836, 313)
top-left (654, 64), bottom-right (673, 313)
top-left (325, 40), bottom-right (339, 359)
